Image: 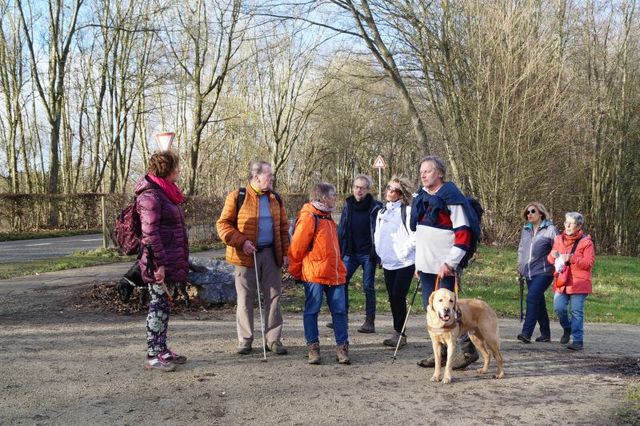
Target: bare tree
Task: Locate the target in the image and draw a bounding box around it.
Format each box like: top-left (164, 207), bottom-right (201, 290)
top-left (250, 22), bottom-right (330, 181)
top-left (0, 1), bottom-right (25, 192)
top-left (18, 0), bottom-right (85, 195)
top-left (326, 0), bottom-right (431, 153)
top-left (163, 0), bottom-right (243, 195)
top-left (577, 0), bottom-right (640, 253)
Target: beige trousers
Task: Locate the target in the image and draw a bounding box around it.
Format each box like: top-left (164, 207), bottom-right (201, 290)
top-left (234, 247), bottom-right (283, 345)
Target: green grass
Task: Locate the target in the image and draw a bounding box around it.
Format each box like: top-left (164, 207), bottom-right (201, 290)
top-left (0, 229), bottom-right (102, 241)
top-left (282, 246), bottom-right (640, 324)
top-left (616, 383), bottom-right (640, 423)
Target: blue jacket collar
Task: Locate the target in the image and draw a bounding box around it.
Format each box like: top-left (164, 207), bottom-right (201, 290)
top-left (524, 219), bottom-right (552, 231)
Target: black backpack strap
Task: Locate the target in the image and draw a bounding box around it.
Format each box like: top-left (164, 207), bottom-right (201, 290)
top-left (570, 235), bottom-right (584, 255)
top-left (308, 213), bottom-right (319, 252)
top-left (236, 187), bottom-right (246, 214)
top-left (272, 191), bottom-right (283, 207)
top-left (234, 187), bottom-right (246, 228)
top-left (400, 204), bottom-right (408, 233)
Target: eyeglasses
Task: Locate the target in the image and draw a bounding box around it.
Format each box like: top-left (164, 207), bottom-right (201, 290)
top-left (386, 185), bottom-right (401, 194)
top-left (527, 209), bottom-right (537, 215)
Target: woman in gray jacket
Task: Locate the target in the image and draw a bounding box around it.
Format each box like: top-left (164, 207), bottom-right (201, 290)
top-left (517, 202), bottom-right (557, 343)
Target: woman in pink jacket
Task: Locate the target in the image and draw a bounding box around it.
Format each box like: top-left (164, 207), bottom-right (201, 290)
top-left (137, 150), bottom-right (189, 371)
top-left (548, 212), bottom-right (595, 351)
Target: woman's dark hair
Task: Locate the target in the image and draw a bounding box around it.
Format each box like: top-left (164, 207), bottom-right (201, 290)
top-left (148, 150), bottom-right (179, 178)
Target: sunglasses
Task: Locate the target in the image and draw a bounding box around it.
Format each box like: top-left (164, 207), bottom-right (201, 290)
top-left (386, 185), bottom-right (401, 194)
top-left (527, 209), bottom-right (538, 215)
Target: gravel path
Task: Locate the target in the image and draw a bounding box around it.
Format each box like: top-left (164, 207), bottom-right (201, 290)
top-left (0, 265), bottom-right (638, 425)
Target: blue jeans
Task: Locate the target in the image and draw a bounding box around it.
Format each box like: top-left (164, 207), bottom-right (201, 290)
top-left (521, 274), bottom-right (553, 338)
top-left (553, 293), bottom-right (588, 343)
top-left (303, 282), bottom-right (349, 346)
top-left (419, 272), bottom-right (456, 308)
top-left (343, 254), bottom-right (377, 318)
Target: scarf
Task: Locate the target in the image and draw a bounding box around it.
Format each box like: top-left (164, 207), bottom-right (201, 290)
top-left (312, 200), bottom-right (335, 213)
top-left (250, 183), bottom-right (265, 196)
top-left (562, 229), bottom-right (584, 247)
top-left (417, 182), bottom-right (465, 227)
top-left (147, 174), bottom-right (184, 205)
top-left (348, 193), bottom-right (373, 212)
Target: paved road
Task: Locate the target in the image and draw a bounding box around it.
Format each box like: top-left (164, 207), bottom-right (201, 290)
top-left (0, 233), bottom-right (104, 263)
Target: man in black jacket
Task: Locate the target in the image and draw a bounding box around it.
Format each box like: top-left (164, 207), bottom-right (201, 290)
top-left (335, 175), bottom-right (382, 333)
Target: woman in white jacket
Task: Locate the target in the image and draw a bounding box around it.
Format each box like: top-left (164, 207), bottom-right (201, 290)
top-left (374, 176), bottom-right (416, 348)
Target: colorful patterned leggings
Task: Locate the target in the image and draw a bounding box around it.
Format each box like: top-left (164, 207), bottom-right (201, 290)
top-left (146, 283), bottom-right (170, 356)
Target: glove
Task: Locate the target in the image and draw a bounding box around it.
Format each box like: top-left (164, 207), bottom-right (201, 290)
top-left (554, 256), bottom-right (565, 273)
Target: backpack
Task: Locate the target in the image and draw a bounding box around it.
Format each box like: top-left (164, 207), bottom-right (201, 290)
top-left (114, 198), bottom-right (142, 256)
top-left (458, 197), bottom-right (484, 269)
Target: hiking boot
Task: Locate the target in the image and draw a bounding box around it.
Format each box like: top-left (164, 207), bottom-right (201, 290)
top-left (383, 332), bottom-right (406, 348)
top-left (417, 346), bottom-right (447, 368)
top-left (451, 349), bottom-right (480, 370)
top-left (307, 342), bottom-right (321, 365)
top-left (567, 341), bottom-right (583, 351)
top-left (159, 349), bottom-right (187, 364)
top-left (144, 354), bottom-right (176, 372)
top-left (517, 334), bottom-right (532, 344)
top-left (326, 322), bottom-right (334, 329)
top-left (535, 335), bottom-right (551, 342)
top-left (560, 329), bottom-right (571, 344)
top-left (266, 341), bottom-right (288, 355)
top-left (237, 341), bottom-right (252, 355)
top-left (357, 317), bottom-right (375, 334)
top-left (336, 344), bottom-right (351, 364)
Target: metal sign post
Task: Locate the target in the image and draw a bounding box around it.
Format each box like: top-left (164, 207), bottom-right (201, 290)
top-left (373, 155), bottom-right (386, 199)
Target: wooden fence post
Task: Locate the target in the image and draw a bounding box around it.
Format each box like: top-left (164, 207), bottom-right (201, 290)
top-left (101, 194), bottom-right (108, 249)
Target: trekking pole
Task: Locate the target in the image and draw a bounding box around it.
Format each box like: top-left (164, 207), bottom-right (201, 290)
top-left (392, 277), bottom-right (421, 363)
top-left (253, 251), bottom-right (268, 362)
top-left (518, 274), bottom-right (525, 322)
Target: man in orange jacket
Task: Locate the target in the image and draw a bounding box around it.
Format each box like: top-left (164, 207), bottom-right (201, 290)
top-left (217, 161), bottom-right (290, 355)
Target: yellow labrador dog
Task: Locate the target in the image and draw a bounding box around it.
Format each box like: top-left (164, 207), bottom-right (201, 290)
top-left (427, 288), bottom-right (505, 383)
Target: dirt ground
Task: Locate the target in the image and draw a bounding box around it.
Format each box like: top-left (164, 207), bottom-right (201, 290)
top-left (1, 263), bottom-right (639, 425)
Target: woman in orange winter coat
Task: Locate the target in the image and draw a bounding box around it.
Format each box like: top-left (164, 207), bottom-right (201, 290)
top-left (288, 182), bottom-right (348, 365)
top-left (548, 212), bottom-right (595, 351)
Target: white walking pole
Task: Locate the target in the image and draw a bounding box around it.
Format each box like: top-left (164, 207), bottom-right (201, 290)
top-left (253, 251), bottom-right (268, 362)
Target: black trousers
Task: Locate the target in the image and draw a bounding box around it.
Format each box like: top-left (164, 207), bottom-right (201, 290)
top-left (383, 264), bottom-right (416, 333)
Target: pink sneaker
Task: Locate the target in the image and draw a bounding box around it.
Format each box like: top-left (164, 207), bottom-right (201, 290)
top-left (160, 349), bottom-right (187, 365)
top-left (144, 354), bottom-right (176, 372)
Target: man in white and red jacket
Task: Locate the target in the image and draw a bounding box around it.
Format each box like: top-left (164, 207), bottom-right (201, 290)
top-left (410, 155), bottom-right (479, 370)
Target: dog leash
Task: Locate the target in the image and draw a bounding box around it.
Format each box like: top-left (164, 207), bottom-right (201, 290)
top-left (434, 272), bottom-right (460, 295)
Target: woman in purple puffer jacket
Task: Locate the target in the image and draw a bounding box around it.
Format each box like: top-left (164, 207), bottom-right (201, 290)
top-left (136, 150), bottom-right (189, 372)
